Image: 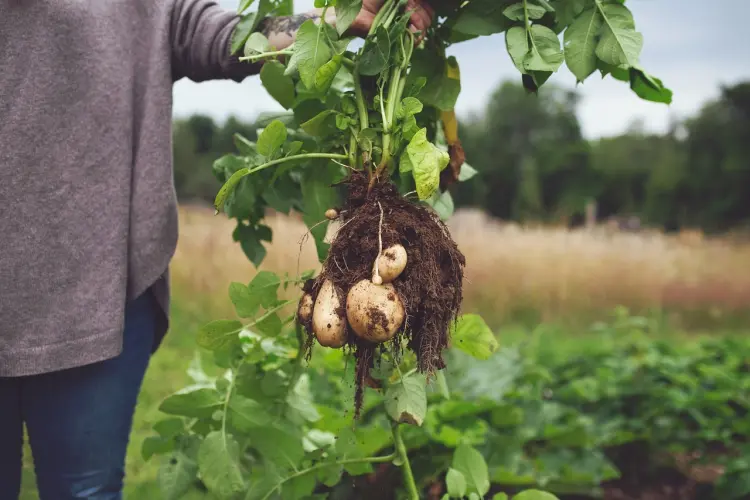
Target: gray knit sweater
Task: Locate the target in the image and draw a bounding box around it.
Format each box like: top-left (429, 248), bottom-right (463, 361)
top-left (0, 0), bottom-right (256, 376)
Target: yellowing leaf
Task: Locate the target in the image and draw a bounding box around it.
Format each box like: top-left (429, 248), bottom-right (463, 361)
top-left (406, 128), bottom-right (450, 200)
top-left (441, 109), bottom-right (459, 145)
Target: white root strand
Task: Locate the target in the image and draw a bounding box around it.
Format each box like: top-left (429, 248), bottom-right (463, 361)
top-left (373, 201), bottom-right (384, 284)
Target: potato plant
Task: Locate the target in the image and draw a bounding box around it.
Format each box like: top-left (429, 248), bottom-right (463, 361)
top-left (144, 0), bottom-right (671, 498)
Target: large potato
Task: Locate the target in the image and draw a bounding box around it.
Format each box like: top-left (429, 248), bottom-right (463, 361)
top-left (374, 244), bottom-right (407, 284)
top-left (346, 280), bottom-right (405, 343)
top-left (313, 279), bottom-right (347, 348)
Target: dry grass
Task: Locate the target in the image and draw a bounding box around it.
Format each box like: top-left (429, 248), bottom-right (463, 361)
top-left (170, 204), bottom-right (750, 326)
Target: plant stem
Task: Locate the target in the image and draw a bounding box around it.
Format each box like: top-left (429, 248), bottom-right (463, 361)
top-left (238, 48), bottom-right (294, 62)
top-left (368, 0), bottom-right (397, 36)
top-left (261, 453), bottom-right (399, 500)
top-left (392, 423), bottom-right (420, 500)
top-left (248, 152), bottom-right (349, 176)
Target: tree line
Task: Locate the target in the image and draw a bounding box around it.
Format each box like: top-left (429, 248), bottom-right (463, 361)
top-left (172, 80), bottom-right (750, 234)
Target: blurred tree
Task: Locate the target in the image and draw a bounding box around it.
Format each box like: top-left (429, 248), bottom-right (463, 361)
top-left (455, 81), bottom-right (596, 223)
top-left (168, 81), bottom-right (750, 233)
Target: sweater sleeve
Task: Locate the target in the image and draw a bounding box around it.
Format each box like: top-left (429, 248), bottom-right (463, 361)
top-left (170, 0), bottom-right (260, 83)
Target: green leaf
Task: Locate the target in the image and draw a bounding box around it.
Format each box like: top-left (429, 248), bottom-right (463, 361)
top-left (233, 222), bottom-right (272, 268)
top-left (159, 389), bottom-right (223, 418)
top-left (247, 426), bottom-right (305, 469)
top-left (385, 372), bottom-right (427, 426)
top-left (283, 473), bottom-right (317, 500)
top-left (396, 97), bottom-right (424, 120)
top-left (409, 52), bottom-right (461, 111)
top-left (453, 0), bottom-right (511, 36)
top-left (228, 395), bottom-right (272, 431)
top-left (451, 314), bottom-right (499, 360)
top-left (629, 67), bottom-right (673, 104)
top-left (446, 468), bottom-right (468, 497)
top-left (244, 31), bottom-right (271, 57)
top-left (232, 135), bottom-right (257, 157)
top-left (231, 13), bottom-right (259, 55)
top-left (458, 162), bottom-right (478, 182)
top-left (237, 0), bottom-right (256, 14)
top-left (452, 444), bottom-right (490, 496)
top-left (563, 7), bottom-right (602, 81)
top-left (513, 491), bottom-right (560, 500)
top-left (406, 128), bottom-right (450, 200)
top-left (249, 271), bottom-right (281, 308)
top-left (315, 54), bottom-right (343, 93)
top-left (301, 110), bottom-right (337, 136)
top-left (287, 374), bottom-right (322, 422)
top-left (301, 162), bottom-right (341, 262)
top-left (402, 114), bottom-right (419, 141)
top-left (142, 436), bottom-right (174, 461)
top-left (503, 2), bottom-right (546, 21)
top-left (493, 494), bottom-right (510, 500)
top-left (198, 431), bottom-right (245, 497)
top-left (287, 20), bottom-right (333, 89)
top-left (256, 311), bottom-right (283, 336)
top-left (595, 2), bottom-right (643, 67)
top-left (154, 418), bottom-right (185, 439)
top-left (429, 190), bottom-right (454, 221)
top-left (261, 61), bottom-right (296, 109)
top-left (554, 0), bottom-right (588, 29)
top-left (197, 319), bottom-right (243, 351)
top-left (257, 119), bottom-right (287, 157)
top-left (336, 0), bottom-right (362, 35)
top-left (436, 370), bottom-right (451, 399)
top-left (359, 26), bottom-right (391, 76)
top-left (358, 128), bottom-right (378, 152)
top-left (524, 25), bottom-right (564, 72)
top-left (214, 168), bottom-right (250, 214)
top-left (506, 26), bottom-right (530, 73)
top-left (403, 76), bottom-right (427, 98)
top-left (158, 447), bottom-right (199, 500)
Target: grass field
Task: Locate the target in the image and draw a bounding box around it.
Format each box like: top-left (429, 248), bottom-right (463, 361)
top-left (17, 204), bottom-right (750, 499)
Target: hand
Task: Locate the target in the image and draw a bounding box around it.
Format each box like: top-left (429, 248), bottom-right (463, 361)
top-left (350, 0), bottom-right (435, 39)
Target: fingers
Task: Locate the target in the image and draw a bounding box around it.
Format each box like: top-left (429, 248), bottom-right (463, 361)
top-left (406, 0), bottom-right (434, 43)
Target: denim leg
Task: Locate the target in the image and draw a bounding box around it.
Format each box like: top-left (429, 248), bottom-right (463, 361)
top-left (23, 290), bottom-right (156, 500)
top-left (0, 377), bottom-right (23, 500)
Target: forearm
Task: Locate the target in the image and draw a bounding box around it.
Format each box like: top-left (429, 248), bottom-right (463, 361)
top-left (257, 8), bottom-right (335, 51)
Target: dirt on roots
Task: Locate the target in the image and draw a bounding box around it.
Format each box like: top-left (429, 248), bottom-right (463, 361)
top-left (300, 171), bottom-right (466, 415)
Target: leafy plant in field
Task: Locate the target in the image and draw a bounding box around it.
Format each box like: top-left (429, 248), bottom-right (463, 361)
top-left (145, 0), bottom-right (674, 498)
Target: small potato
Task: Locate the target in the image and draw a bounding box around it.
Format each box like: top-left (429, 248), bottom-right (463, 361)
top-left (312, 279), bottom-right (347, 348)
top-left (297, 293), bottom-right (313, 323)
top-left (346, 280), bottom-right (405, 343)
top-left (325, 208), bottom-right (339, 220)
top-left (374, 244), bottom-right (407, 283)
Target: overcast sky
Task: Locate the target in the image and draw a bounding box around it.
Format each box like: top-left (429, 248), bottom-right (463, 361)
top-left (172, 0), bottom-right (750, 139)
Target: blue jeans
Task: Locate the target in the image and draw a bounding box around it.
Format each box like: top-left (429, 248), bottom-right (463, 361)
top-left (0, 290), bottom-right (156, 500)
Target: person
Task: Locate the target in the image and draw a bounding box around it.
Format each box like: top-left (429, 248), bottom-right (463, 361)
top-left (0, 0), bottom-right (435, 498)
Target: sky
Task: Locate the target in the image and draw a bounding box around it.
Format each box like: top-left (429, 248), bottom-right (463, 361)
top-left (172, 0), bottom-right (750, 139)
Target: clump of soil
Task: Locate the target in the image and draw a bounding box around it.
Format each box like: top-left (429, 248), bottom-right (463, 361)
top-left (301, 170), bottom-right (465, 415)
